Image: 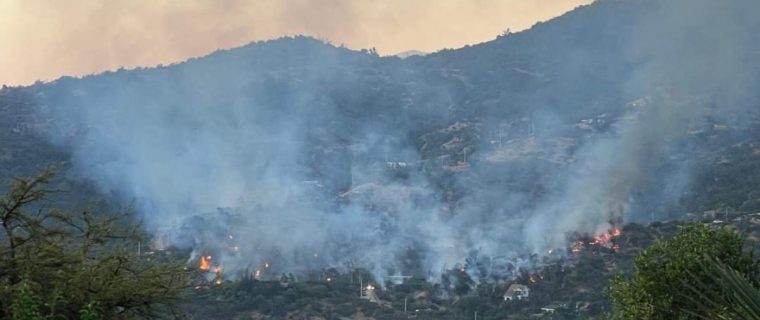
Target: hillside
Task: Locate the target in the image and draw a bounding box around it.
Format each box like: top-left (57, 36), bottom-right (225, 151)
top-left (1, 0), bottom-right (760, 318)
top-left (2, 0), bottom-right (757, 216)
top-left (179, 211), bottom-right (760, 320)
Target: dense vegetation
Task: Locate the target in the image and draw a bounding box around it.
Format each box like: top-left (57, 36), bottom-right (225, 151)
top-left (1, 0), bottom-right (759, 319)
top-left (178, 220), bottom-right (760, 319)
top-left (5, 174), bottom-right (760, 320)
top-left (3, 172), bottom-right (760, 319)
top-left (607, 223), bottom-right (760, 319)
top-left (2, 1), bottom-right (758, 224)
top-left (0, 173), bottom-right (190, 319)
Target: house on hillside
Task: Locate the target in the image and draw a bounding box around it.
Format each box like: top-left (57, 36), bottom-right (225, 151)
top-left (385, 274), bottom-right (412, 285)
top-left (503, 284), bottom-right (530, 301)
top-left (361, 284), bottom-right (391, 307)
top-left (541, 302), bottom-right (568, 314)
top-left (384, 161), bottom-right (409, 169)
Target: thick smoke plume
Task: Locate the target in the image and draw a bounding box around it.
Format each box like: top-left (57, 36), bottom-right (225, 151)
top-left (31, 0), bottom-right (759, 284)
top-left (525, 0), bottom-right (759, 250)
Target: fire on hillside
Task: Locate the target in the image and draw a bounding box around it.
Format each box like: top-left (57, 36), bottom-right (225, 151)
top-left (571, 228), bottom-right (622, 254)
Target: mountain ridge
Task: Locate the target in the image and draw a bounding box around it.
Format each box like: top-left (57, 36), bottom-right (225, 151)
top-left (1, 0), bottom-right (759, 303)
top-left (1, 0), bottom-right (758, 229)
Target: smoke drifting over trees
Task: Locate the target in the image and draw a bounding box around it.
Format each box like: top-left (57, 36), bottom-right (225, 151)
top-left (8, 0), bottom-right (760, 283)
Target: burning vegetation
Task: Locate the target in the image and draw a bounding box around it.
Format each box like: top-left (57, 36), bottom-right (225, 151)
top-left (199, 255), bottom-right (212, 271)
top-left (570, 227), bottom-right (623, 254)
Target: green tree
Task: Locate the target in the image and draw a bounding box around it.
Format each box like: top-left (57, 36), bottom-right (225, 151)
top-left (682, 257), bottom-right (760, 320)
top-left (78, 302), bottom-right (101, 320)
top-left (10, 281), bottom-right (43, 320)
top-left (0, 172), bottom-right (191, 319)
top-left (606, 223), bottom-right (760, 319)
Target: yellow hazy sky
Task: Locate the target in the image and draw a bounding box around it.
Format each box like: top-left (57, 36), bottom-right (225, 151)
top-left (0, 0), bottom-right (591, 86)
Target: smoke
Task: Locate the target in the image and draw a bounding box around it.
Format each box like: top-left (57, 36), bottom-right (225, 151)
top-left (524, 0), bottom-right (760, 250)
top-left (29, 0), bottom-right (760, 286)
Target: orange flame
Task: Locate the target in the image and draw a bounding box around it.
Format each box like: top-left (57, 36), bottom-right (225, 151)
top-left (593, 228), bottom-right (622, 245)
top-left (199, 256), bottom-right (211, 271)
top-left (570, 228), bottom-right (622, 254)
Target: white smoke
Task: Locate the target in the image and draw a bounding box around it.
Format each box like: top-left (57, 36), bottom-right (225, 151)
top-left (30, 0), bottom-right (760, 285)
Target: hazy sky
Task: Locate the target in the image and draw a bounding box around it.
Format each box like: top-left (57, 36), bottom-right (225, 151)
top-left (0, 0), bottom-right (591, 86)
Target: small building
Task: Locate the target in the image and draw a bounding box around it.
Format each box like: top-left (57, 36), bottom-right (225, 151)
top-left (703, 210), bottom-right (718, 219)
top-left (575, 301), bottom-right (591, 313)
top-left (540, 306), bottom-right (556, 314)
top-left (361, 284), bottom-right (391, 307)
top-left (541, 302), bottom-right (568, 314)
top-left (361, 284), bottom-right (380, 303)
top-left (413, 290), bottom-right (428, 302)
top-left (503, 284), bottom-right (530, 301)
top-left (385, 161), bottom-right (409, 169)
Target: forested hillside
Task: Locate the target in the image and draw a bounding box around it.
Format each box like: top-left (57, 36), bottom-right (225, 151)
top-left (2, 0), bottom-right (758, 220)
top-left (1, 0), bottom-right (760, 318)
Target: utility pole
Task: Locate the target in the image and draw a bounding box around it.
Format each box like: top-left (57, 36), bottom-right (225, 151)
top-left (474, 311), bottom-right (478, 320)
top-left (137, 241), bottom-right (141, 256)
top-left (360, 277), bottom-right (363, 298)
top-left (404, 297), bottom-right (408, 314)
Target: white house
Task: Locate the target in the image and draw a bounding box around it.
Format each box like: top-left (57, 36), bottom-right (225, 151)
top-left (503, 284), bottom-right (529, 301)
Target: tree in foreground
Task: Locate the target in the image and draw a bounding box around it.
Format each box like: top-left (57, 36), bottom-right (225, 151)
top-left (681, 256), bottom-right (760, 320)
top-left (607, 223), bottom-right (760, 319)
top-left (0, 172), bottom-right (191, 319)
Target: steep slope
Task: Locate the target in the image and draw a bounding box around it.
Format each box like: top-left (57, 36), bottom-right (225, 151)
top-left (0, 0), bottom-right (759, 288)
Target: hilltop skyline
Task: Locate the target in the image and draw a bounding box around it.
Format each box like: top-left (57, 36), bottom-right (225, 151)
top-left (0, 0), bottom-right (591, 85)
